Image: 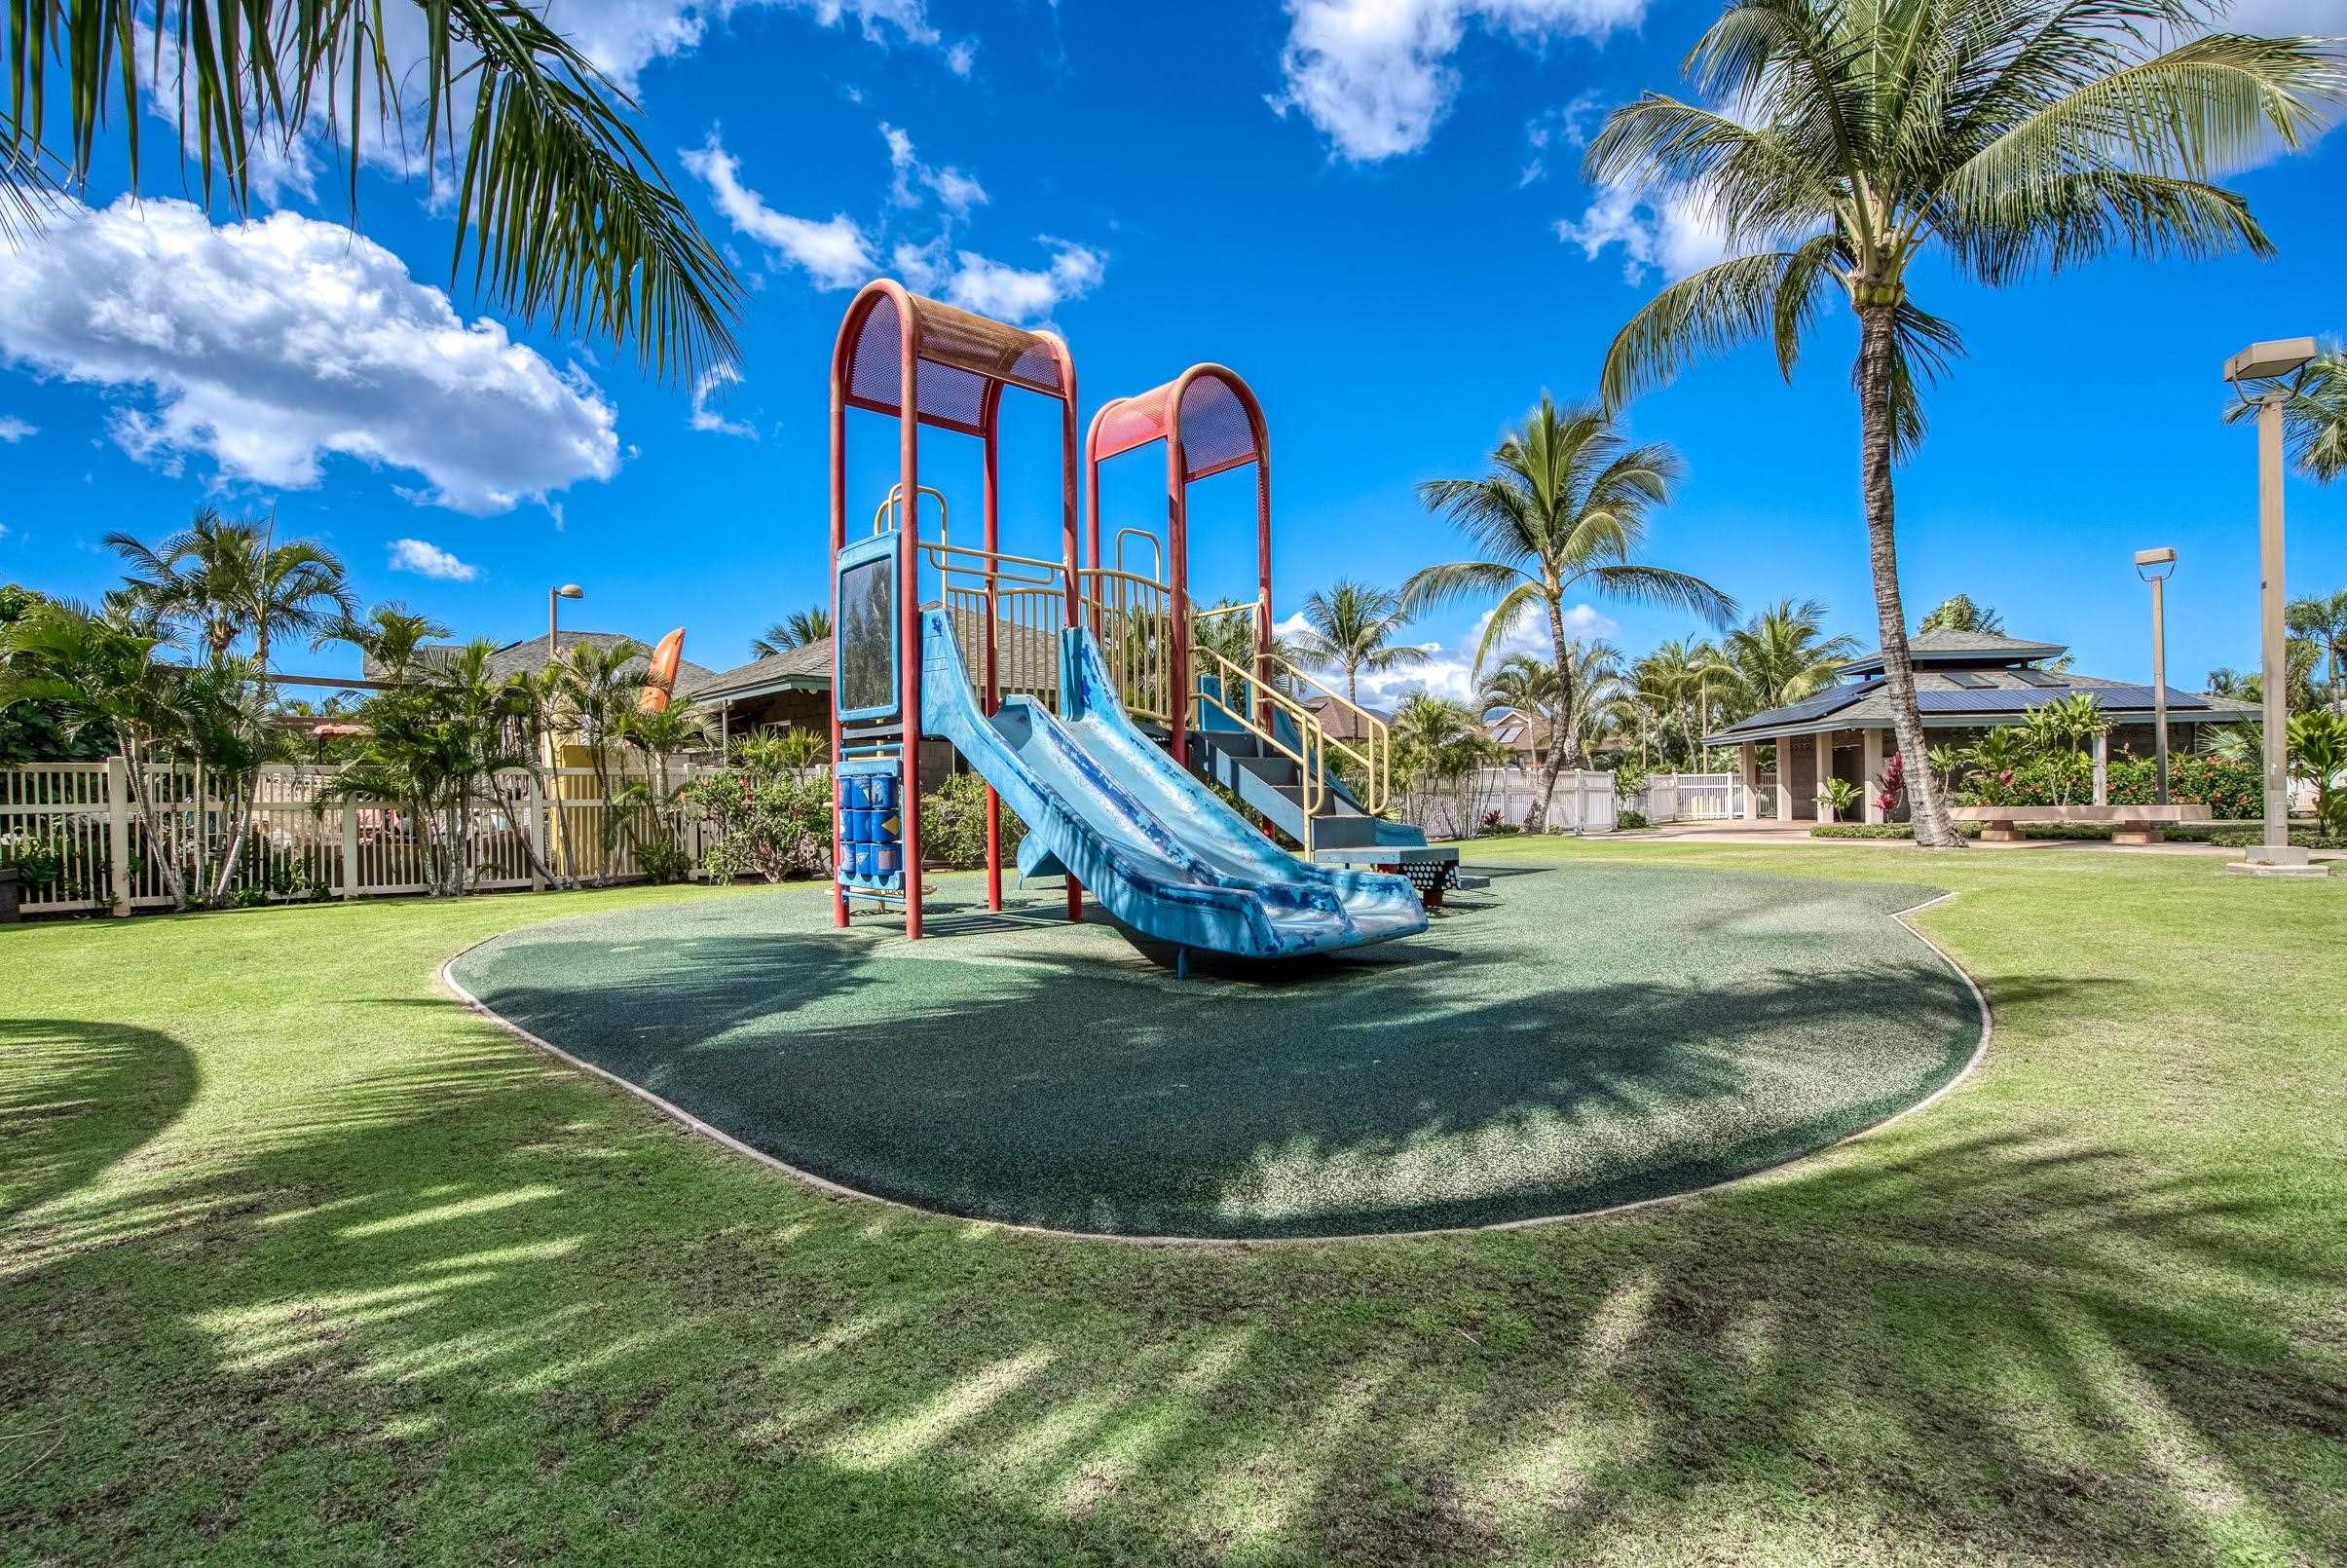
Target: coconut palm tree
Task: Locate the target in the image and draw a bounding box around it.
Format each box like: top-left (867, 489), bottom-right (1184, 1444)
top-left (105, 509), bottom-right (354, 679)
top-left (752, 609), bottom-right (834, 658)
top-left (1917, 594), bottom-right (2005, 636)
top-left (1407, 394), bottom-right (1734, 821)
top-left (2286, 588), bottom-right (2347, 713)
top-left (1586, 0), bottom-right (2343, 846)
top-left (105, 511), bottom-right (354, 891)
top-left (2229, 348), bottom-right (2345, 484)
top-left (6, 0), bottom-right (738, 374)
top-left (1286, 581), bottom-right (1428, 708)
top-left (1725, 598), bottom-right (1861, 711)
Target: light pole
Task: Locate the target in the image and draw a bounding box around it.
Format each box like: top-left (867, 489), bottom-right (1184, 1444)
top-left (2134, 547), bottom-right (2177, 804)
top-left (2222, 338), bottom-right (2318, 875)
top-left (547, 583), bottom-right (583, 664)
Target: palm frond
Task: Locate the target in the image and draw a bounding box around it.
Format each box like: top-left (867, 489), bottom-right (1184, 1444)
top-left (1472, 580), bottom-right (1547, 675)
top-left (1598, 243), bottom-right (1841, 412)
top-left (1583, 564), bottom-right (1739, 628)
top-left (3, 0), bottom-right (740, 377)
top-left (1398, 560), bottom-right (1532, 618)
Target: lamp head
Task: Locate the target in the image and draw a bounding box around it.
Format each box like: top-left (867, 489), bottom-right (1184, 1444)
top-left (2134, 546), bottom-right (2177, 582)
top-left (2223, 338), bottom-right (2317, 384)
top-left (555, 583), bottom-right (584, 599)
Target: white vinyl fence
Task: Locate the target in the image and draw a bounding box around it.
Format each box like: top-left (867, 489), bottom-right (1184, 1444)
top-left (1, 759), bottom-right (714, 916)
top-left (1633, 771), bottom-right (1750, 823)
top-left (1396, 767), bottom-right (1619, 839)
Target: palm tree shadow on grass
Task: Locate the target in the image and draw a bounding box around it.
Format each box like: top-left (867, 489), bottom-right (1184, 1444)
top-left (4, 1020), bottom-right (2339, 1563)
top-left (0, 1018), bottom-right (196, 1225)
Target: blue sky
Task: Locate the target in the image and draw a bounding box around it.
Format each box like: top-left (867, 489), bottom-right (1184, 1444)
top-left (1, 0), bottom-right (2342, 703)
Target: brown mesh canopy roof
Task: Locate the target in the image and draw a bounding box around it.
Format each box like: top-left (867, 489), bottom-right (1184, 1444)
top-left (838, 285), bottom-right (1070, 437)
top-left (1088, 365), bottom-right (1264, 480)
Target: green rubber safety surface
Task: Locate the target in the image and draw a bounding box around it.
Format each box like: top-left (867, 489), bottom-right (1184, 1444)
top-left (449, 864), bottom-right (1982, 1239)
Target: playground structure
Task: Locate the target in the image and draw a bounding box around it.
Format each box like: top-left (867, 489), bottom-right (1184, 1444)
top-left (825, 280), bottom-right (1434, 959)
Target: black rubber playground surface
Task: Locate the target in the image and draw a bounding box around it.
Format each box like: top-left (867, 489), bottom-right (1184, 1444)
top-left (448, 863), bottom-right (1983, 1239)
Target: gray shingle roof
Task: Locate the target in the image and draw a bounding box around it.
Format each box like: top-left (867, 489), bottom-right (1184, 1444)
top-left (1708, 669), bottom-right (2257, 743)
top-left (1838, 629), bottom-right (2067, 673)
top-left (686, 638), bottom-right (832, 702)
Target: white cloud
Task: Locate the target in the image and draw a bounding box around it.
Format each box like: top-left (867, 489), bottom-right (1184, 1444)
top-left (880, 122), bottom-right (988, 214)
top-left (692, 132), bottom-right (1100, 323)
top-left (1555, 179), bottom-right (1731, 283)
top-left (388, 538), bottom-right (479, 580)
top-left (0, 416), bottom-right (33, 442)
top-left (1519, 90), bottom-right (1603, 184)
top-left (0, 197), bottom-right (619, 514)
top-left (787, 0), bottom-right (975, 71)
top-left (683, 133), bottom-right (876, 288)
top-left (939, 242), bottom-right (1103, 323)
top-left (1271, 0), bottom-right (1647, 163)
top-left (689, 361), bottom-right (758, 438)
top-left (1343, 601), bottom-right (1618, 705)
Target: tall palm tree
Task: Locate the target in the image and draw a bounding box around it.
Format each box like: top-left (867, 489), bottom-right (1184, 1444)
top-left (1725, 598), bottom-right (1861, 712)
top-left (2286, 588), bottom-right (2347, 714)
top-left (1406, 394), bottom-right (1734, 821)
top-left (1287, 580), bottom-right (1428, 707)
top-left (6, 0), bottom-right (738, 374)
top-left (1629, 637), bottom-right (1736, 767)
top-left (105, 509), bottom-right (354, 678)
top-left (1917, 594), bottom-right (2005, 636)
top-left (1586, 0), bottom-right (2342, 846)
top-left (336, 603), bottom-right (454, 683)
top-left (752, 608), bottom-right (834, 658)
top-left (2231, 348), bottom-right (2345, 484)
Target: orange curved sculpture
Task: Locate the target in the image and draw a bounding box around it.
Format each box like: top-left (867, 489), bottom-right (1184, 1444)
top-left (638, 627), bottom-right (686, 714)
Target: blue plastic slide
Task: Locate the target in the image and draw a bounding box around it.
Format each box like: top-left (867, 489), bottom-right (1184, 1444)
top-left (917, 609), bottom-right (1426, 958)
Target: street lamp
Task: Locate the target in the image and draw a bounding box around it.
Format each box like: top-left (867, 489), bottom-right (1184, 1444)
top-left (2134, 547), bottom-right (2177, 804)
top-left (2223, 338), bottom-right (2318, 875)
top-left (547, 583), bottom-right (584, 663)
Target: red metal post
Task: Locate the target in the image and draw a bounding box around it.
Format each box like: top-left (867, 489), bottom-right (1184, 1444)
top-left (898, 308), bottom-right (923, 941)
top-left (1082, 402), bottom-right (1109, 635)
top-left (1166, 429), bottom-right (1190, 768)
top-left (982, 392), bottom-right (1003, 913)
top-left (828, 303), bottom-right (854, 929)
top-left (1253, 404), bottom-right (1275, 732)
top-left (1057, 339), bottom-right (1084, 923)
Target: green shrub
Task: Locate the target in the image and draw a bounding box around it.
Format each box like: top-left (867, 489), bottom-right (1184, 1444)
top-left (631, 837), bottom-right (695, 884)
top-left (918, 770), bottom-right (1029, 869)
top-left (0, 830), bottom-right (67, 889)
top-left (2207, 829), bottom-right (2347, 850)
top-left (1616, 809), bottom-right (1651, 831)
top-left (680, 764), bottom-right (833, 883)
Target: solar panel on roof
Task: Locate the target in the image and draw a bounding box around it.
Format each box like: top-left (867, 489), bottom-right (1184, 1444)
top-left (1942, 671), bottom-right (1994, 689)
top-left (2011, 668), bottom-right (2066, 687)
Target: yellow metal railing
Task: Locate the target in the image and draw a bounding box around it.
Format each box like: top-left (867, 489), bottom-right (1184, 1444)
top-left (1078, 566), bottom-right (1174, 727)
top-left (1264, 656), bottom-right (1392, 818)
top-left (1188, 645), bottom-right (1329, 857)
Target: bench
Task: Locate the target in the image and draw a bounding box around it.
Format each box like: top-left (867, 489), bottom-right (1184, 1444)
top-left (1949, 803), bottom-right (2212, 845)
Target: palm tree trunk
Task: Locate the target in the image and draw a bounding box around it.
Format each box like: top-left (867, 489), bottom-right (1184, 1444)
top-left (1537, 590), bottom-right (1576, 831)
top-left (1857, 303), bottom-right (1961, 848)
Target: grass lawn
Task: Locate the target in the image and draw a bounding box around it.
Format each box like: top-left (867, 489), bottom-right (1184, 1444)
top-left (2, 838), bottom-right (2342, 1563)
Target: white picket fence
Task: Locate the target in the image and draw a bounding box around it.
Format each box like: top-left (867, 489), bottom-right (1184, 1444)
top-left (1396, 767), bottom-right (1619, 838)
top-left (0, 759), bottom-right (714, 916)
top-left (1634, 771), bottom-right (1750, 823)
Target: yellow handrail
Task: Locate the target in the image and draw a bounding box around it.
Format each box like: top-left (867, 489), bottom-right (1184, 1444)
top-left (1188, 644), bottom-right (1326, 857)
top-left (873, 484), bottom-right (948, 539)
top-left (1078, 566), bottom-right (1174, 725)
top-left (1263, 655), bottom-right (1391, 818)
